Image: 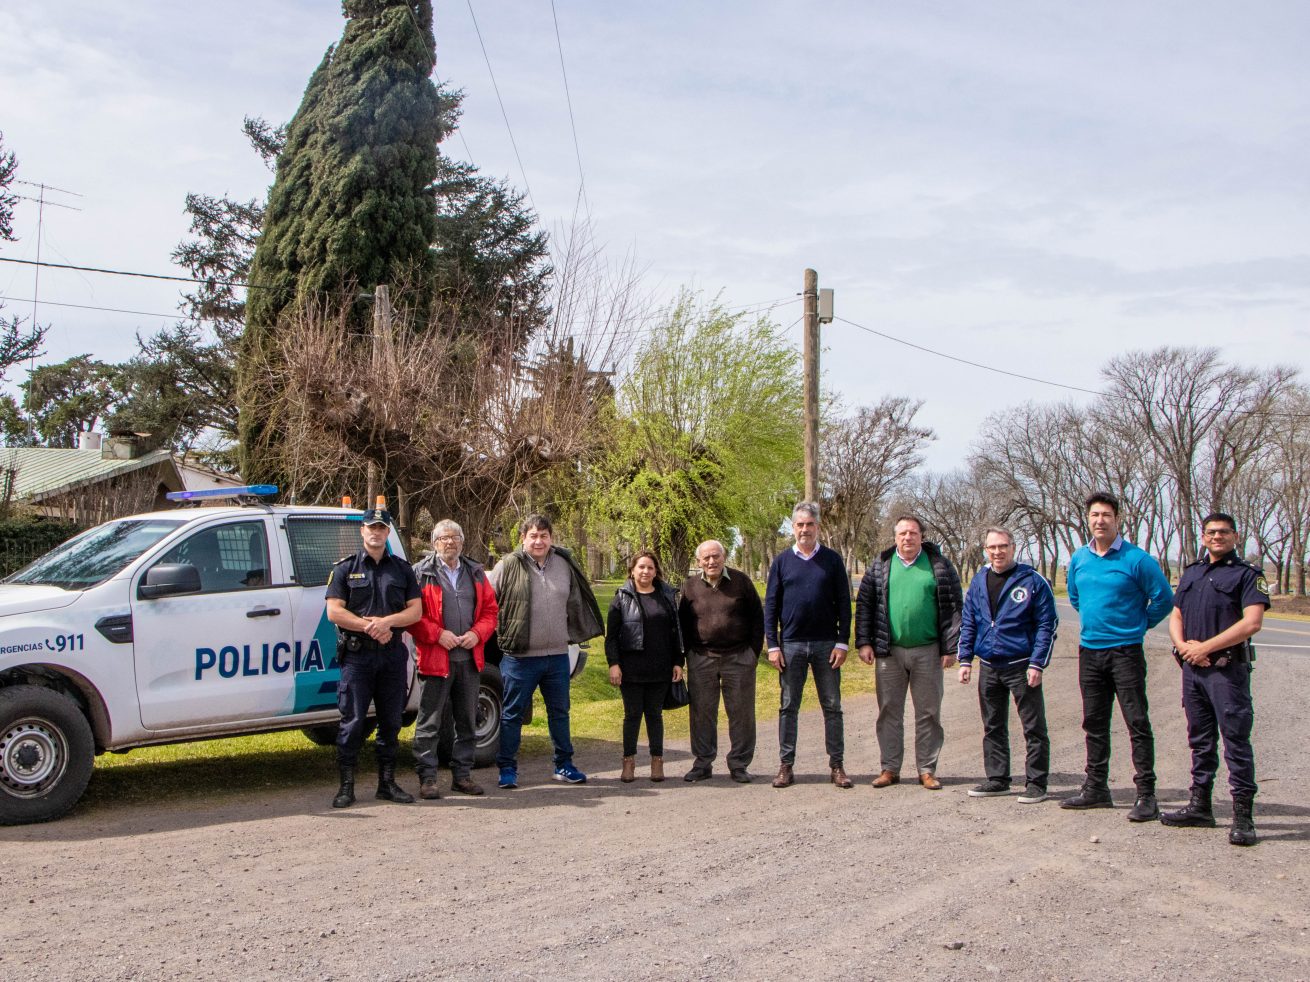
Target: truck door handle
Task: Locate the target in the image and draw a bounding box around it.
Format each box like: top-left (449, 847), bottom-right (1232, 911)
top-left (246, 607), bottom-right (282, 618)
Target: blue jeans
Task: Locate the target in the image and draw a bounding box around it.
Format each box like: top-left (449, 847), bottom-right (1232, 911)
top-left (777, 640), bottom-right (844, 767)
top-left (497, 653), bottom-right (574, 770)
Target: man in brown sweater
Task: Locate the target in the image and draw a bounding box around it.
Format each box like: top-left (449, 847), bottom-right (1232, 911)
top-left (678, 540), bottom-right (765, 783)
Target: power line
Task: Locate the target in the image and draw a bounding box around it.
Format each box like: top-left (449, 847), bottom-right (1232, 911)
top-left (465, 0), bottom-right (536, 213)
top-left (0, 256), bottom-right (266, 289)
top-left (834, 314), bottom-right (1310, 420)
top-left (549, 0), bottom-right (588, 213)
top-left (0, 295), bottom-right (208, 323)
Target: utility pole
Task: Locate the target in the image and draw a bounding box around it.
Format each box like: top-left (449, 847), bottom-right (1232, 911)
top-left (366, 284), bottom-right (390, 507)
top-left (803, 269), bottom-right (820, 502)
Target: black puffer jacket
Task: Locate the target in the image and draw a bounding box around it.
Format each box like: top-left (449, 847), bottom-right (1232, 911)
top-left (854, 542), bottom-right (963, 657)
top-left (605, 579), bottom-right (686, 681)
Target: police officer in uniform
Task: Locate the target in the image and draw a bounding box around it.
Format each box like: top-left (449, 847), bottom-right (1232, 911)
top-left (324, 506), bottom-right (422, 808)
top-left (1163, 511), bottom-right (1269, 846)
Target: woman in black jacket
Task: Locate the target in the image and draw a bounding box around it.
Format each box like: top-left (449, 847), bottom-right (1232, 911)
top-left (606, 551), bottom-right (685, 782)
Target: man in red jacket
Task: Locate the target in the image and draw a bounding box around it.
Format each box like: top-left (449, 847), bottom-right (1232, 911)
top-left (410, 519), bottom-right (500, 798)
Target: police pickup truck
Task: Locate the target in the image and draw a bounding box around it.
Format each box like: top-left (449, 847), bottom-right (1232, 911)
top-left (0, 487), bottom-right (515, 825)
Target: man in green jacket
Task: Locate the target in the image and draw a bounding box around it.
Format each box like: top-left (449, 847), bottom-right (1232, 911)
top-left (489, 514), bottom-right (604, 790)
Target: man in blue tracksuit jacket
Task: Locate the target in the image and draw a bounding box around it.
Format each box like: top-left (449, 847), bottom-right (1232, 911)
top-left (1062, 492), bottom-right (1174, 822)
top-left (957, 527), bottom-right (1058, 803)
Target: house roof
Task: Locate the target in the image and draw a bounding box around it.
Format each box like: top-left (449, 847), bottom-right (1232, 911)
top-left (1, 447), bottom-right (178, 502)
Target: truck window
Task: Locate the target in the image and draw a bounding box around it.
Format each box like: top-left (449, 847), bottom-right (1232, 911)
top-left (285, 517), bottom-right (362, 587)
top-left (6, 519), bottom-right (186, 590)
top-left (150, 521), bottom-right (271, 593)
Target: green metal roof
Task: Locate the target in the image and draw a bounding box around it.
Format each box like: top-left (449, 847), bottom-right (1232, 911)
top-left (1, 447), bottom-right (177, 502)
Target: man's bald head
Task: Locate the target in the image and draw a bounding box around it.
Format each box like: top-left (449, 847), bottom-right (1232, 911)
top-left (696, 540), bottom-right (727, 583)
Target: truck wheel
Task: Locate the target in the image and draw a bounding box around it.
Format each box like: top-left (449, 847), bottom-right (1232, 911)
top-left (473, 663), bottom-right (503, 769)
top-left (0, 686), bottom-right (95, 826)
top-left (301, 720), bottom-right (376, 747)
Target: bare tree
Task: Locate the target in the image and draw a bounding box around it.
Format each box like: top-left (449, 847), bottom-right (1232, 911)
top-left (821, 396), bottom-right (934, 573)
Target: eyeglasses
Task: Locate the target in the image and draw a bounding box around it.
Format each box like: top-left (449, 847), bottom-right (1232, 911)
top-left (1202, 529), bottom-right (1235, 537)
top-left (434, 535), bottom-right (462, 542)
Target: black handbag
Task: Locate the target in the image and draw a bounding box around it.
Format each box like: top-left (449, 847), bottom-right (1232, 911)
top-left (663, 677), bottom-right (690, 710)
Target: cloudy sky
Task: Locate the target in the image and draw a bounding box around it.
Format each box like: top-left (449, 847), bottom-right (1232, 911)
top-left (2, 1), bottom-right (1307, 467)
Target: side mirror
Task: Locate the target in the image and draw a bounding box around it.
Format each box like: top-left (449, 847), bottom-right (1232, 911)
top-left (139, 563), bottom-right (202, 599)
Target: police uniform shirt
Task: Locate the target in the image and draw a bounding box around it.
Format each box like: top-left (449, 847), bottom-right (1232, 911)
top-left (1173, 550), bottom-right (1270, 647)
top-left (326, 549), bottom-right (420, 651)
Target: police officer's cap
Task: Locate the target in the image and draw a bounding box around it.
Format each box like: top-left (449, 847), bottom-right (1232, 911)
top-left (361, 508), bottom-right (393, 527)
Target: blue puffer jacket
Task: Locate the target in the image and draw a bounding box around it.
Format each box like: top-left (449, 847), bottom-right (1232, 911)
top-left (957, 563), bottom-right (1058, 669)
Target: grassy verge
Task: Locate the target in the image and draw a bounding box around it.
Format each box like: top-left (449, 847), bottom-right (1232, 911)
top-left (83, 578), bottom-right (878, 808)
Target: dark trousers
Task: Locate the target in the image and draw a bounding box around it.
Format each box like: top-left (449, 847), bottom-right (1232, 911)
top-left (412, 658), bottom-right (480, 781)
top-left (620, 680), bottom-right (668, 757)
top-left (1078, 644), bottom-right (1155, 793)
top-left (1182, 660), bottom-right (1256, 797)
top-left (778, 640), bottom-right (844, 768)
top-left (688, 645), bottom-right (757, 772)
top-left (497, 653), bottom-right (574, 770)
top-left (336, 647), bottom-right (407, 768)
top-left (978, 660), bottom-right (1049, 790)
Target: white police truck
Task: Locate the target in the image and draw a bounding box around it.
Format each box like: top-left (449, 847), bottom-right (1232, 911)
top-left (0, 487), bottom-right (511, 825)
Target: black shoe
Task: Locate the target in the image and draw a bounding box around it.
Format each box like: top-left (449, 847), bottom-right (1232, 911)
top-left (1229, 794), bottom-right (1257, 846)
top-left (1127, 793), bottom-right (1159, 822)
top-left (376, 764), bottom-right (415, 804)
top-left (332, 765), bottom-right (356, 809)
top-left (967, 779), bottom-right (1011, 798)
top-left (729, 769), bottom-right (752, 784)
top-left (1161, 787), bottom-right (1215, 828)
top-left (1060, 786), bottom-right (1113, 809)
top-left (683, 767), bottom-right (713, 783)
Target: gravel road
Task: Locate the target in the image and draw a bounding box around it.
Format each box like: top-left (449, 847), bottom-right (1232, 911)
top-left (2, 629), bottom-right (1307, 981)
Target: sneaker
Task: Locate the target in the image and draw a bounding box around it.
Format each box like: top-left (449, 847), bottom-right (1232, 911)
top-left (684, 767), bottom-right (713, 783)
top-left (1126, 793), bottom-right (1159, 823)
top-left (968, 779), bottom-right (1011, 797)
top-left (1017, 784), bottom-right (1048, 804)
top-left (497, 767), bottom-right (518, 790)
top-left (553, 763), bottom-right (587, 784)
top-left (1060, 786), bottom-right (1113, 809)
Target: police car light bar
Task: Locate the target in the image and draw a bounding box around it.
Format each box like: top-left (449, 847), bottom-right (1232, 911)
top-left (165, 484), bottom-right (279, 502)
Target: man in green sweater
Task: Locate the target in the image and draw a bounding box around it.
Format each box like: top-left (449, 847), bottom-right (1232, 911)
top-left (856, 515), bottom-right (963, 790)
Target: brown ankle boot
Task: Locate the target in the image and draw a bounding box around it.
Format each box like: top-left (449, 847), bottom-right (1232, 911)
top-left (650, 756), bottom-right (665, 782)
top-left (621, 756), bottom-right (636, 783)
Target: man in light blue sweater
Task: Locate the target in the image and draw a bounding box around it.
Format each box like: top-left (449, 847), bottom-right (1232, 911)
top-left (1062, 492), bottom-right (1174, 821)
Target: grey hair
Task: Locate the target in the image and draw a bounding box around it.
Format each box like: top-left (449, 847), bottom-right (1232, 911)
top-left (792, 501), bottom-right (821, 523)
top-left (432, 518), bottom-right (465, 542)
top-left (696, 539), bottom-right (727, 559)
top-left (982, 526), bottom-right (1015, 546)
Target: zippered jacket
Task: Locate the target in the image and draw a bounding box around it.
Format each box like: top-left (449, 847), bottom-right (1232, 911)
top-left (957, 563), bottom-right (1058, 670)
top-left (409, 554), bottom-right (500, 676)
top-left (854, 542), bottom-right (963, 656)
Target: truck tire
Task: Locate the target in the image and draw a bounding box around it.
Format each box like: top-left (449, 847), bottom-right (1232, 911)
top-left (300, 719), bottom-right (376, 748)
top-left (0, 686), bottom-right (96, 826)
top-left (472, 662), bottom-right (503, 768)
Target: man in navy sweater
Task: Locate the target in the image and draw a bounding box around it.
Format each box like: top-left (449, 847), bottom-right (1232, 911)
top-left (1063, 492), bottom-right (1174, 821)
top-left (763, 502), bottom-right (853, 789)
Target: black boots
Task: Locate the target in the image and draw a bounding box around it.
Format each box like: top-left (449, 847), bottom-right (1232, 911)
top-left (332, 765), bottom-right (355, 809)
top-left (1229, 794), bottom-right (1257, 846)
top-left (1161, 787), bottom-right (1216, 828)
top-left (376, 763), bottom-right (415, 804)
top-left (1060, 785), bottom-right (1113, 809)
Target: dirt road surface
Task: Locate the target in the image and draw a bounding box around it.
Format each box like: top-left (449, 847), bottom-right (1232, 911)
top-left (3, 631), bottom-right (1308, 981)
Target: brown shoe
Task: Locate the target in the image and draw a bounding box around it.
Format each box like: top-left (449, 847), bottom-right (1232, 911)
top-left (450, 777), bottom-right (484, 796)
top-left (830, 766), bottom-right (854, 789)
top-left (419, 778), bottom-right (441, 800)
top-left (919, 771), bottom-right (942, 791)
top-left (650, 756), bottom-right (665, 783)
top-left (871, 770), bottom-right (900, 788)
top-left (772, 764), bottom-right (794, 788)
top-left (621, 756), bottom-right (636, 783)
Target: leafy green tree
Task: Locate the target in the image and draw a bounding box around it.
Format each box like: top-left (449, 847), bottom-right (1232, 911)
top-left (21, 356), bottom-right (125, 449)
top-left (0, 130), bottom-right (18, 242)
top-left (590, 291), bottom-right (805, 578)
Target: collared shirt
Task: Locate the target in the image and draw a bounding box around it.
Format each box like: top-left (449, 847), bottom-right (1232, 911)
top-left (792, 542), bottom-right (819, 561)
top-left (440, 559), bottom-right (463, 591)
top-left (1088, 534), bottom-right (1124, 557)
top-left (325, 548), bottom-right (420, 652)
top-left (1174, 550), bottom-right (1269, 645)
top-left (698, 567), bottom-right (732, 590)
top-left (897, 548), bottom-right (922, 569)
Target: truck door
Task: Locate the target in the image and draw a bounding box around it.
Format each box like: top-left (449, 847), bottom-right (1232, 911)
top-left (131, 517), bottom-right (294, 730)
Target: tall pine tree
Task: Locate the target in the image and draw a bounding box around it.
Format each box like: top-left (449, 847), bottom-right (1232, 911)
top-left (239, 0), bottom-right (452, 482)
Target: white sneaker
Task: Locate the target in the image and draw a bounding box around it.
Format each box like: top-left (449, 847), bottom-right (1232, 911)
top-left (1017, 784), bottom-right (1048, 804)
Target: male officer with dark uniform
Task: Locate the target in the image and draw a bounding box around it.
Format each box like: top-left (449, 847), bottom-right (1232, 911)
top-left (1163, 511), bottom-right (1269, 846)
top-left (324, 505), bottom-right (422, 809)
